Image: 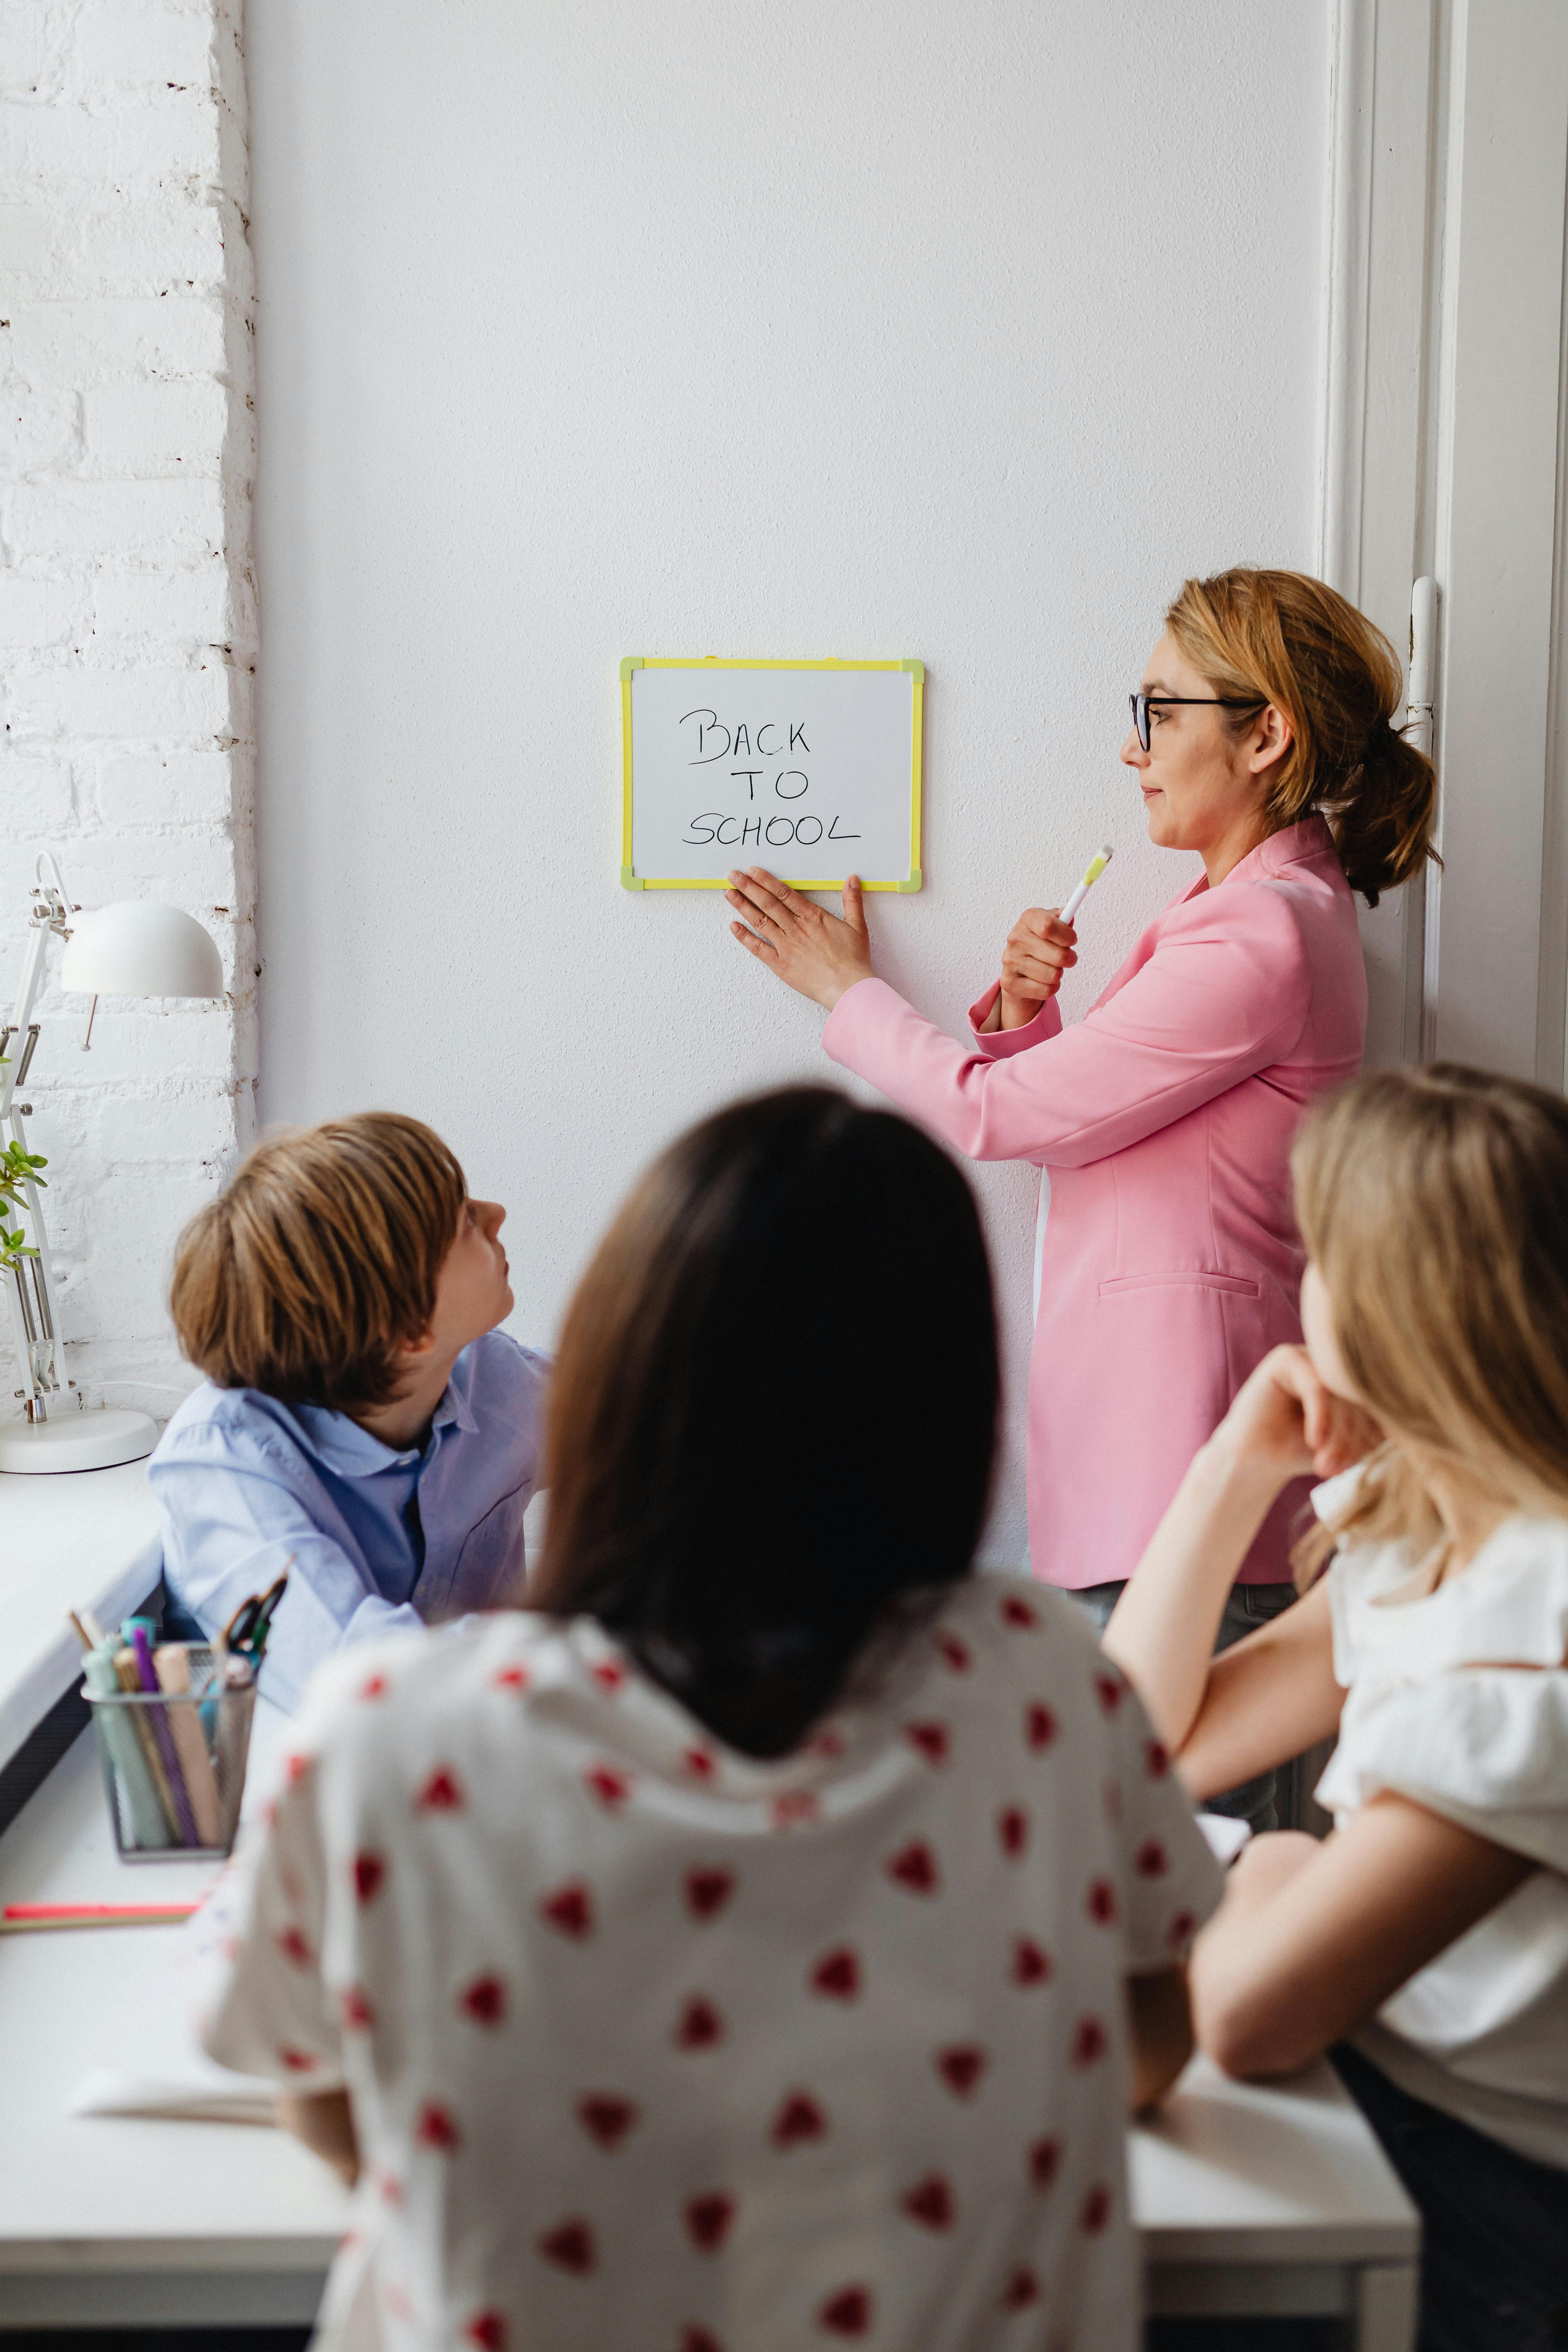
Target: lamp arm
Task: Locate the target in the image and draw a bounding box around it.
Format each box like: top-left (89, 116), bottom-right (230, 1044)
top-left (0, 856), bottom-right (76, 1417)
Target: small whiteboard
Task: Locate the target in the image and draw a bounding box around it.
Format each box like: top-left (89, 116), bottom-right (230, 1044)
top-left (620, 657), bottom-right (924, 891)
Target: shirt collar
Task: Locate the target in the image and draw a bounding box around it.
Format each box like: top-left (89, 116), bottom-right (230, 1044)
top-left (288, 1371), bottom-right (476, 1478)
top-left (1180, 814), bottom-right (1335, 903)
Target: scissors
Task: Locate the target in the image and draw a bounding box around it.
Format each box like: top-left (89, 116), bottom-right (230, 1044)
top-left (219, 1563), bottom-right (292, 1664)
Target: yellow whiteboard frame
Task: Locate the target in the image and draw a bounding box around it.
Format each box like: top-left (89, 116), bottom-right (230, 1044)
top-left (620, 655), bottom-right (924, 891)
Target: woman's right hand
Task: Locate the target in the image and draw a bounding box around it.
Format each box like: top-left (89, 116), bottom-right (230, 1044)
top-left (1210, 1345), bottom-right (1382, 1489)
top-left (997, 907), bottom-right (1078, 1029)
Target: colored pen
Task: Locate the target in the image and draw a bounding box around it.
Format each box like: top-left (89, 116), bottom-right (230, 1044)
top-left (124, 1618), bottom-right (200, 1848)
top-left (1, 1902), bottom-right (200, 1934)
top-left (1060, 841), bottom-right (1114, 925)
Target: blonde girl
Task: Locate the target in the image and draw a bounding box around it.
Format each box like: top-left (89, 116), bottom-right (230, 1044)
top-left (1104, 1064), bottom-right (1568, 2351)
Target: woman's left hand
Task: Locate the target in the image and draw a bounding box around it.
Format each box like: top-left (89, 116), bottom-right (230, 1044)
top-left (726, 869), bottom-right (874, 1010)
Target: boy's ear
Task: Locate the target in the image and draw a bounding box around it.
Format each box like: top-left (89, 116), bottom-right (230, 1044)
top-left (397, 1324), bottom-right (438, 1364)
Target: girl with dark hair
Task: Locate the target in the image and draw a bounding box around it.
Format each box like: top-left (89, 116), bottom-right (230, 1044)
top-left (202, 1087), bottom-right (1220, 2352)
top-left (727, 569), bottom-right (1435, 1829)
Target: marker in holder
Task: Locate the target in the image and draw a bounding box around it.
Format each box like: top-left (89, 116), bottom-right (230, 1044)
top-left (84, 1642), bottom-right (255, 1862)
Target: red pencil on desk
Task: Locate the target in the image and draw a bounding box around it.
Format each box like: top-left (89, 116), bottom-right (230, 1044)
top-left (1, 1901), bottom-right (200, 1932)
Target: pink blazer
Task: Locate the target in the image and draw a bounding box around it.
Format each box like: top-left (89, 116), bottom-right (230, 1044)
top-left (823, 817), bottom-right (1367, 1588)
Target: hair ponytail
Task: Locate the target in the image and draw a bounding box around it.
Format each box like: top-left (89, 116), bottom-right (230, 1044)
top-left (1165, 569), bottom-right (1437, 907)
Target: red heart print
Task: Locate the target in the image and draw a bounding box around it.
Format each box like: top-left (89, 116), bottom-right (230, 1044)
top-left (935, 2044), bottom-right (988, 2099)
top-left (901, 2173), bottom-right (955, 2230)
top-left (684, 2192), bottom-right (736, 2253)
top-left (1167, 1908), bottom-right (1197, 1949)
top-left (904, 1720), bottom-right (950, 1766)
top-left (341, 1984), bottom-right (374, 2031)
top-left (416, 1765), bottom-right (465, 1813)
top-left (416, 2101), bottom-right (461, 2151)
top-left (680, 2331), bottom-right (726, 2352)
top-left (1136, 1837), bottom-right (1169, 1878)
top-left (540, 1881), bottom-right (594, 1939)
top-left (998, 1805), bottom-right (1029, 1858)
top-left (937, 1630), bottom-right (972, 1672)
top-left (771, 2090), bottom-right (828, 2147)
top-left (384, 2286), bottom-right (414, 2321)
top-left (576, 2092), bottom-right (639, 2149)
top-left (1001, 2267), bottom-right (1041, 2310)
top-left (359, 1674), bottom-right (387, 1701)
top-left (584, 1763), bottom-right (632, 1812)
top-left (354, 1851), bottom-right (386, 1905)
top-left (1071, 2016), bottom-right (1107, 2068)
top-left (286, 1752), bottom-right (311, 1784)
top-left (276, 1925), bottom-right (311, 1969)
top-left (465, 2310), bottom-right (506, 2352)
top-left (1094, 1672), bottom-right (1125, 1715)
top-left (459, 1973), bottom-right (507, 2027)
top-left (376, 2169), bottom-right (404, 2205)
top-left (886, 1838), bottom-right (939, 1895)
top-left (592, 1659), bottom-right (627, 1692)
top-left (810, 1946), bottom-right (861, 2000)
top-left (674, 1994), bottom-right (725, 2049)
top-left (684, 1747), bottom-right (717, 1780)
top-left (1028, 2136), bottom-right (1062, 2190)
top-left (685, 1867), bottom-right (735, 1921)
top-left (812, 1727), bottom-right (846, 1758)
top-left (493, 1664), bottom-right (528, 1692)
top-left (817, 2286), bottom-right (872, 2337)
top-left (537, 2217), bottom-right (595, 2275)
top-left (1080, 2182), bottom-right (1112, 2234)
top-left (771, 1789), bottom-right (819, 1830)
top-left (1146, 1736), bottom-right (1170, 1776)
top-left (1087, 1877), bottom-right (1117, 1925)
top-left (1002, 1594), bottom-right (1038, 1629)
top-left (278, 2043), bottom-right (316, 2073)
top-left (1012, 1936), bottom-right (1052, 1986)
top-left (1025, 1703), bottom-right (1058, 1750)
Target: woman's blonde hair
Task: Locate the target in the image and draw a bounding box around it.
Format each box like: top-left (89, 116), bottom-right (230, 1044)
top-left (169, 1112), bottom-right (467, 1413)
top-left (1165, 568), bottom-right (1436, 906)
top-left (1291, 1066), bottom-right (1568, 1578)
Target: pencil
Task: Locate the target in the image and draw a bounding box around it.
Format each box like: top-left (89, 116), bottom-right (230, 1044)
top-left (1, 1901), bottom-right (200, 1934)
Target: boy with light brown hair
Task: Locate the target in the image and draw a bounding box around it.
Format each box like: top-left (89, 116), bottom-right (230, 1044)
top-left (151, 1112), bottom-right (547, 1711)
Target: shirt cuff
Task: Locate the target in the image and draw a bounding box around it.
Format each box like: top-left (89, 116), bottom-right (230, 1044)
top-left (967, 983), bottom-right (1063, 1058)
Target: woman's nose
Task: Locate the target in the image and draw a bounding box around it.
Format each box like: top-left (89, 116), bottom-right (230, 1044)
top-left (1120, 730), bottom-right (1147, 770)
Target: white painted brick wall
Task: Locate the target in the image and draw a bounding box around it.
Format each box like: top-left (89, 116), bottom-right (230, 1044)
top-left (0, 0), bottom-right (256, 1425)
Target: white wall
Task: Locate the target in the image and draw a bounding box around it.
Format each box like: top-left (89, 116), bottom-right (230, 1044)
top-left (248, 0), bottom-right (1329, 1566)
top-left (0, 1), bottom-right (256, 1423)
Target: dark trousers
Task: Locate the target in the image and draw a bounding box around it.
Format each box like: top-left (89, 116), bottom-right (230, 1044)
top-left (1332, 2043), bottom-right (1568, 2352)
top-left (1070, 1579), bottom-right (1297, 1833)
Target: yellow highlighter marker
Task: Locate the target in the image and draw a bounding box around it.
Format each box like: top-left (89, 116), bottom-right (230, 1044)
top-left (1060, 842), bottom-right (1114, 925)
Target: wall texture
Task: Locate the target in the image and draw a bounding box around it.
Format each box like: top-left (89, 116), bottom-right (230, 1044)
top-left (248, 0), bottom-right (1329, 1566)
top-left (0, 0), bottom-right (255, 1423)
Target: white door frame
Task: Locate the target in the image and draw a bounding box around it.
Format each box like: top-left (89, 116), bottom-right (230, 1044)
top-left (1318, 0), bottom-right (1568, 1085)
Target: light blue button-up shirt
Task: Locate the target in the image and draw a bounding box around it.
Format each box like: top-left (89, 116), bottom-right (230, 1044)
top-left (149, 1332), bottom-right (549, 1711)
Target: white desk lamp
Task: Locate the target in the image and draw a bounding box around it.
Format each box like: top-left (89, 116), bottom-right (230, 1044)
top-left (0, 853), bottom-right (223, 1475)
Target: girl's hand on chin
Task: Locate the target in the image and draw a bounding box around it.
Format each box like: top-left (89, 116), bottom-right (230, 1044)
top-left (1213, 1345), bottom-right (1383, 1486)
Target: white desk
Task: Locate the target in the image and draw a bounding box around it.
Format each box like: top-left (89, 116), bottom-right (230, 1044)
top-left (0, 1460), bottom-right (162, 1775)
top-left (0, 1712), bottom-right (1418, 2344)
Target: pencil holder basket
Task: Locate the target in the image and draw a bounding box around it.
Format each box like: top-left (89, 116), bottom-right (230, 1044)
top-left (85, 1645), bottom-right (255, 1862)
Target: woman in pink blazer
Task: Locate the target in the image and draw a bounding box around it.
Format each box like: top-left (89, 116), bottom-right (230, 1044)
top-left (725, 572), bottom-right (1436, 1816)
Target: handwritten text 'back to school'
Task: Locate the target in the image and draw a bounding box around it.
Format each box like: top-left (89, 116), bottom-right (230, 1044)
top-left (677, 710), bottom-right (862, 852)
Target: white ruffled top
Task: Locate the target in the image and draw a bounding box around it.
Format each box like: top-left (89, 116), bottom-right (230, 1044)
top-left (1312, 1469), bottom-right (1568, 2167)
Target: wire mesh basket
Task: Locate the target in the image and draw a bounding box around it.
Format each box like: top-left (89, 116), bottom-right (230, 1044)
top-left (85, 1643), bottom-right (256, 1861)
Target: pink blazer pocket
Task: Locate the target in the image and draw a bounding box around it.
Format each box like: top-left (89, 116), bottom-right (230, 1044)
top-left (1097, 1272), bottom-right (1262, 1298)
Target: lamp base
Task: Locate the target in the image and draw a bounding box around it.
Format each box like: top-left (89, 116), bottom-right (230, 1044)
top-left (0, 1408), bottom-right (156, 1474)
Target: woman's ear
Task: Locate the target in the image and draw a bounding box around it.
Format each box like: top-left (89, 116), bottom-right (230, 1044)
top-left (1246, 704), bottom-right (1294, 779)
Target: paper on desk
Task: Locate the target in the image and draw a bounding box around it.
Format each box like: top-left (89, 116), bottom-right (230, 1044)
top-left (1197, 1811), bottom-right (1252, 1864)
top-left (69, 1829), bottom-right (279, 2127)
top-left (70, 2058), bottom-right (275, 2126)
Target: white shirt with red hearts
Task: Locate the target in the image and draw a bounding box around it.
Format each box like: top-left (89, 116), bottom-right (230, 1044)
top-left (203, 1576), bottom-right (1221, 2352)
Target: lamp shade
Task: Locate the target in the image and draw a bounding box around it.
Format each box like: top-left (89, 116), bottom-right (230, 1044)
top-left (59, 901), bottom-right (223, 999)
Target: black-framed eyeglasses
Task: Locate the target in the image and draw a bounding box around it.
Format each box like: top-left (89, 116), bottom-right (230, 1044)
top-left (1128, 692), bottom-right (1264, 752)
